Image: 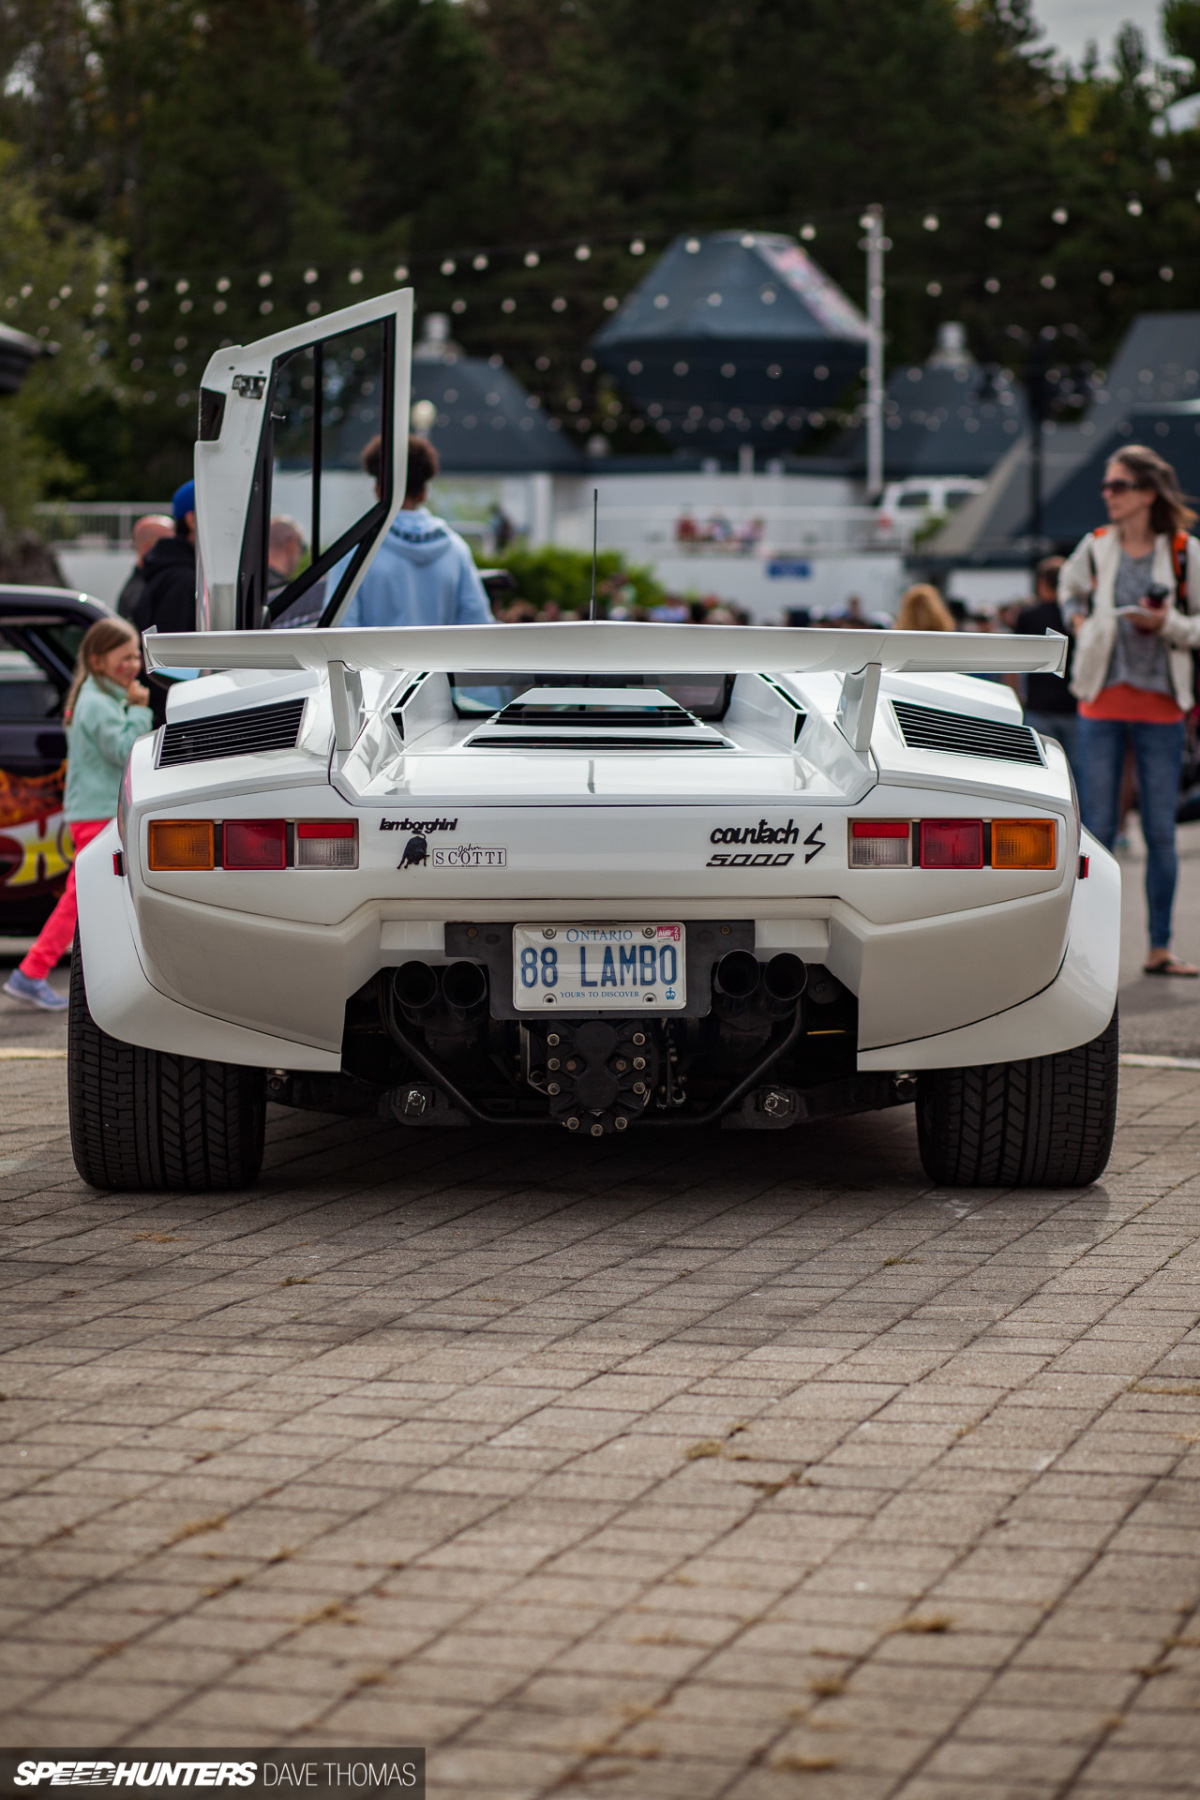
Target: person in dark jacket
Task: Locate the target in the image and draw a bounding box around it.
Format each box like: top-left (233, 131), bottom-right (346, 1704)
top-left (116, 514), bottom-right (173, 621)
top-left (1015, 555), bottom-right (1079, 779)
top-left (132, 481), bottom-right (197, 637)
top-left (131, 480), bottom-right (198, 725)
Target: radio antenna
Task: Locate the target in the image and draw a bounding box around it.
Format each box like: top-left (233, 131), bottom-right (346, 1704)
top-left (589, 488), bottom-right (598, 621)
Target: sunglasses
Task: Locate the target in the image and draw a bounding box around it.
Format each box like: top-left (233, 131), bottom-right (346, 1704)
top-left (1100, 478), bottom-right (1146, 495)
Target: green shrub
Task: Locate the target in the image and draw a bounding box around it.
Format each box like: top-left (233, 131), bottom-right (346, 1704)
top-left (480, 544), bottom-right (668, 616)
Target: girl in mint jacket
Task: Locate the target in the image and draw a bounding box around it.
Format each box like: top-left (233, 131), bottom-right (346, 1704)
top-left (4, 618), bottom-right (153, 1011)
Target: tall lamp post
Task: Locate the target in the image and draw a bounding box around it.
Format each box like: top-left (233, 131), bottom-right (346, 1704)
top-left (860, 206), bottom-right (888, 502)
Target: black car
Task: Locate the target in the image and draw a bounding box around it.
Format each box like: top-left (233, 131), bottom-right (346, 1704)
top-left (0, 586), bottom-right (110, 933)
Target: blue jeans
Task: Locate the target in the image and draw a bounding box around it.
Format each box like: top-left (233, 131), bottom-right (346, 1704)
top-left (1025, 711), bottom-right (1080, 789)
top-left (1076, 715), bottom-right (1185, 951)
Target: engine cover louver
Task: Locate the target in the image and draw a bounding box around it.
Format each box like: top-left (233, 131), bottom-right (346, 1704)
top-left (892, 700), bottom-right (1044, 766)
top-left (158, 697), bottom-right (307, 767)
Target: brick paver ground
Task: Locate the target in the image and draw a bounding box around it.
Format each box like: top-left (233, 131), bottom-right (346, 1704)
top-left (1, 1060), bottom-right (1200, 1799)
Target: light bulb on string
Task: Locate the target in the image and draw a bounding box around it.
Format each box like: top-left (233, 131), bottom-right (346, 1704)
top-left (926, 281), bottom-right (942, 295)
top-left (348, 268), bottom-right (363, 285)
top-left (923, 214), bottom-right (939, 232)
top-left (501, 297), bottom-right (516, 313)
top-left (393, 265), bottom-right (408, 281)
top-left (1040, 274), bottom-right (1056, 289)
top-left (524, 250), bottom-right (540, 267)
top-left (441, 258), bottom-right (456, 275)
top-left (629, 239), bottom-right (645, 255)
top-left (1099, 270), bottom-right (1115, 285)
top-left (1052, 207), bottom-right (1068, 224)
top-left (986, 212), bottom-right (1001, 229)
top-left (257, 272), bottom-right (271, 288)
top-left (304, 267), bottom-right (319, 284)
top-left (216, 277), bottom-right (230, 292)
top-left (1127, 198), bottom-right (1143, 216)
top-left (685, 237), bottom-right (701, 253)
top-left (175, 278), bottom-right (188, 294)
top-left (473, 253), bottom-right (488, 270)
top-left (575, 244), bottom-right (591, 261)
top-left (800, 224), bottom-right (816, 240)
top-left (551, 296), bottom-right (567, 312)
top-left (1162, 266), bottom-right (1175, 281)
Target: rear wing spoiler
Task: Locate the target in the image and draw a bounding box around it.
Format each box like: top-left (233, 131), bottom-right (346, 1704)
top-left (145, 622), bottom-right (1066, 755)
top-left (145, 620), bottom-right (1067, 678)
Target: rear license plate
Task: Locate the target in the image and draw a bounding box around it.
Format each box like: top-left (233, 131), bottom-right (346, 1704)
top-left (513, 922), bottom-right (686, 1011)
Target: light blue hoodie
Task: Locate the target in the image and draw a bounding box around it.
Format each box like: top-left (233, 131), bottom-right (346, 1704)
top-left (339, 506), bottom-right (493, 629)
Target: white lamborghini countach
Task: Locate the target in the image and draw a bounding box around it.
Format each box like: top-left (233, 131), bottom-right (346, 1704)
top-left (69, 290), bottom-right (1120, 1192)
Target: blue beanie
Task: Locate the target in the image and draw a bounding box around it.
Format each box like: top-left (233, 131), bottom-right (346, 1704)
top-left (172, 479), bottom-right (196, 521)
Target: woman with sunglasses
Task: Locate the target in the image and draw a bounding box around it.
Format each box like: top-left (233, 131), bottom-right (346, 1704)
top-left (1060, 444), bottom-right (1200, 976)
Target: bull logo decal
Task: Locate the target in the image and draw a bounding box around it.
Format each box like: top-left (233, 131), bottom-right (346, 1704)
top-left (398, 834), bottom-right (428, 870)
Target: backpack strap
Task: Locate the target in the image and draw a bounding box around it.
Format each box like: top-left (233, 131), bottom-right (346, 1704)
top-left (1174, 530), bottom-right (1189, 611)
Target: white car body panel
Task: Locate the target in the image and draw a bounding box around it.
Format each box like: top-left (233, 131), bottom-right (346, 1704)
top-left (74, 298), bottom-right (1120, 1153)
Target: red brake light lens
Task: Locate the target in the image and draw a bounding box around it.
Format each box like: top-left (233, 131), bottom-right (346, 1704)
top-left (919, 819), bottom-right (984, 869)
top-left (223, 819), bottom-right (287, 869)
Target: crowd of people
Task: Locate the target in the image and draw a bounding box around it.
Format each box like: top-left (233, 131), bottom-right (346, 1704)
top-left (4, 435), bottom-right (1198, 1008)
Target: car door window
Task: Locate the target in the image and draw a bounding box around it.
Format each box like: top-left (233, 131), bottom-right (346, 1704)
top-left (0, 648), bottom-right (60, 720)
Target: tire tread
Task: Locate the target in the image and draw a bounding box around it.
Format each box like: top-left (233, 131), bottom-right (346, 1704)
top-left (917, 1009), bottom-right (1118, 1188)
top-left (68, 940), bottom-right (265, 1192)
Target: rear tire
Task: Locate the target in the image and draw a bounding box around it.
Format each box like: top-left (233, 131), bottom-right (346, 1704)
top-left (68, 937), bottom-right (266, 1191)
top-left (916, 1008), bottom-right (1118, 1188)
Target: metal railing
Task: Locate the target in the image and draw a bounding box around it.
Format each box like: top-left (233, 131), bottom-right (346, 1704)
top-left (34, 502), bottom-right (173, 550)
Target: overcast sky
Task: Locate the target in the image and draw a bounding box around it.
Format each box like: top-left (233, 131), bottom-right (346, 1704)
top-left (1032, 0), bottom-right (1162, 64)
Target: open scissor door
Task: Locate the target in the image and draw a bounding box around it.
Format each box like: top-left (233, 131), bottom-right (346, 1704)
top-left (194, 287), bottom-right (412, 632)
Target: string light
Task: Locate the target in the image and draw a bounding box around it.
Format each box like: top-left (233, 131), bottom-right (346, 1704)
top-left (257, 272), bottom-right (271, 288)
top-left (348, 268), bottom-right (364, 284)
top-left (575, 244), bottom-right (591, 261)
top-left (800, 224), bottom-right (816, 240)
top-left (441, 258), bottom-right (456, 275)
top-left (629, 239), bottom-right (645, 255)
top-left (1052, 207), bottom-right (1068, 223)
top-left (926, 280), bottom-right (942, 295)
top-left (1161, 266), bottom-right (1174, 280)
top-left (685, 237), bottom-right (701, 253)
top-left (393, 264), bottom-right (408, 281)
top-left (1100, 269), bottom-right (1115, 284)
top-left (472, 253), bottom-right (489, 270)
top-left (304, 267), bottom-right (319, 284)
top-left (923, 214), bottom-right (939, 231)
top-left (524, 250), bottom-right (540, 267)
top-left (986, 212), bottom-right (1002, 228)
top-left (501, 297), bottom-right (516, 312)
top-left (216, 277), bottom-right (230, 292)
top-left (1127, 198), bottom-right (1143, 216)
top-left (1040, 273), bottom-right (1056, 288)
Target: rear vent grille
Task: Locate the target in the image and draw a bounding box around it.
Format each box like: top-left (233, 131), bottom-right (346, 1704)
top-left (892, 700), bottom-right (1043, 766)
top-left (466, 732), bottom-right (730, 751)
top-left (159, 697), bottom-right (306, 767)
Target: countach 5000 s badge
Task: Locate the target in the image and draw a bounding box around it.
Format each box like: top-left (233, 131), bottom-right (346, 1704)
top-left (706, 819), bottom-right (825, 869)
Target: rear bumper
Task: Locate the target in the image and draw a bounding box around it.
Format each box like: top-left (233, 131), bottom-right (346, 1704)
top-left (78, 826), bottom-right (1110, 1074)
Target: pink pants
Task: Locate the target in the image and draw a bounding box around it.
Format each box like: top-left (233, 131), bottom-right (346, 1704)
top-left (20, 819), bottom-right (109, 980)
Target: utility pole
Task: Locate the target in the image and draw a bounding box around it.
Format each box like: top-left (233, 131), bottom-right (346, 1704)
top-left (861, 205), bottom-right (886, 502)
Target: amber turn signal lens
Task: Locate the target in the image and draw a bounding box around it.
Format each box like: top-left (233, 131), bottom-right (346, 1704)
top-left (148, 819), bottom-right (215, 870)
top-left (992, 819), bottom-right (1056, 870)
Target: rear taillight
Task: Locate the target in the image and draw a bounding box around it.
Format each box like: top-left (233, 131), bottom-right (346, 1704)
top-left (297, 820), bottom-right (358, 868)
top-left (849, 820), bottom-right (911, 868)
top-left (146, 818), bottom-right (358, 870)
top-left (992, 819), bottom-right (1056, 870)
top-left (224, 819), bottom-right (287, 869)
top-left (148, 820), bottom-right (215, 870)
top-left (919, 820), bottom-right (984, 869)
